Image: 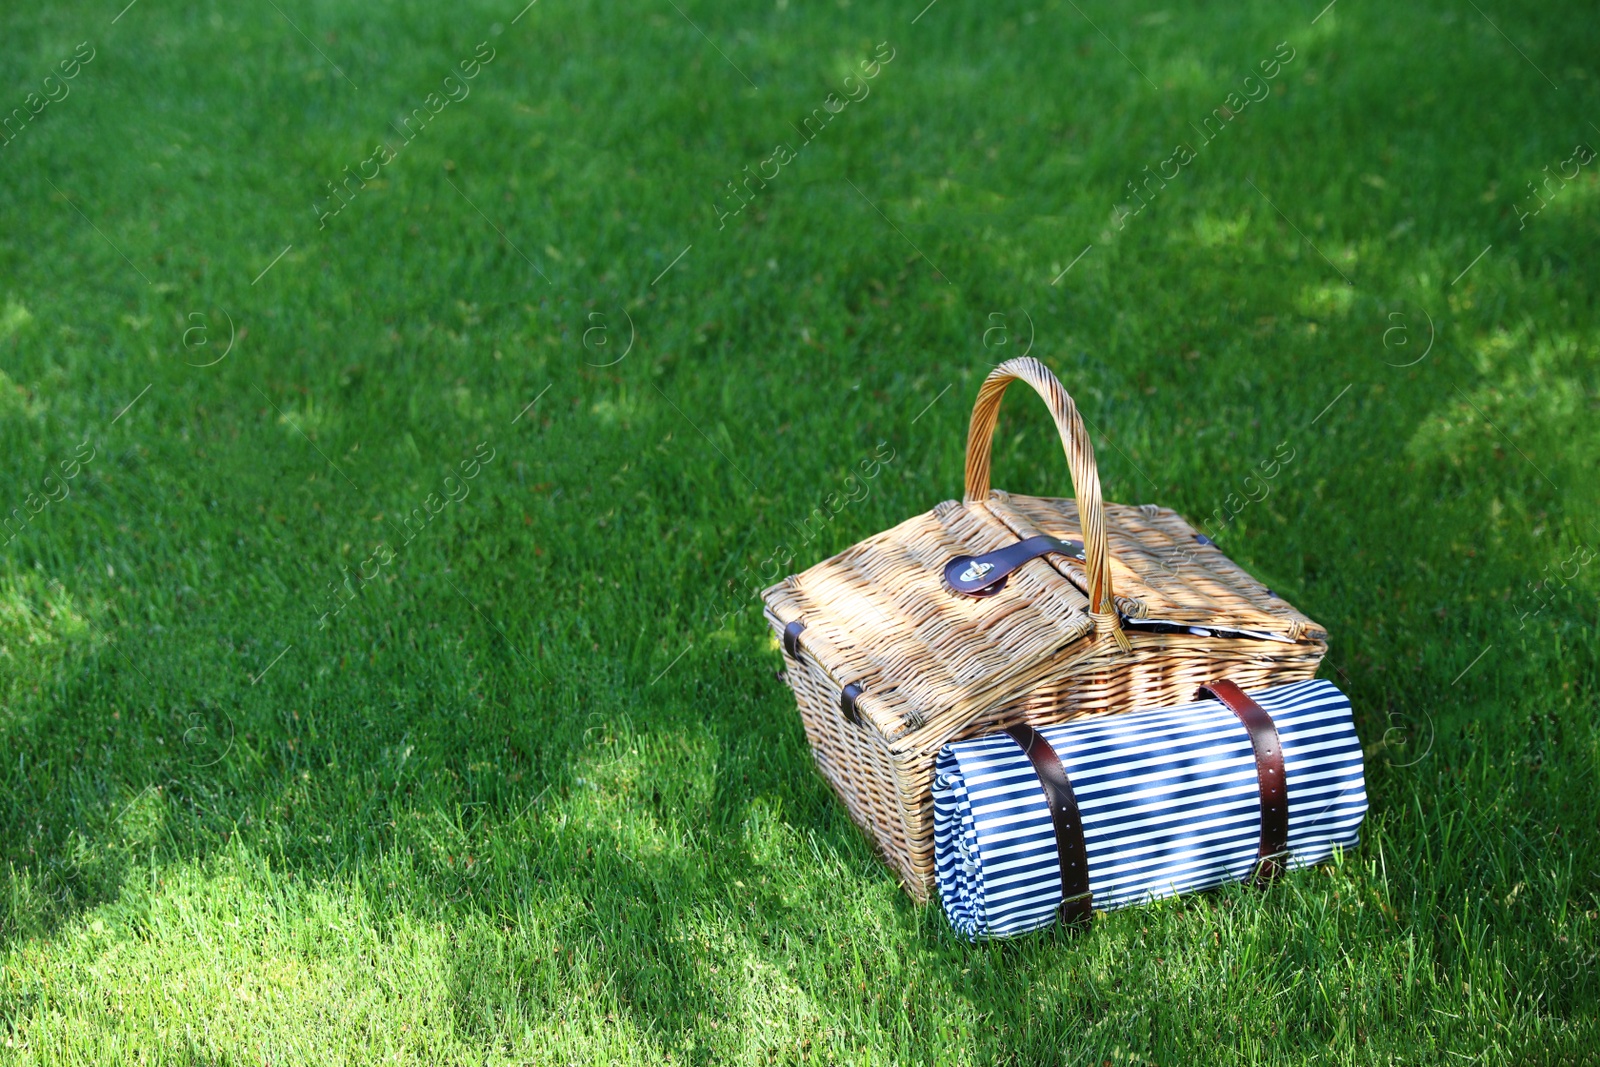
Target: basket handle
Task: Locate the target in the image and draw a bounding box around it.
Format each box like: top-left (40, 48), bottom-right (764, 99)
top-left (963, 357), bottom-right (1128, 650)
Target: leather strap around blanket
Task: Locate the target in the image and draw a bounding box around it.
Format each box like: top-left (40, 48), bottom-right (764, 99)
top-left (1199, 680), bottom-right (1290, 886)
top-left (1005, 724), bottom-right (1092, 925)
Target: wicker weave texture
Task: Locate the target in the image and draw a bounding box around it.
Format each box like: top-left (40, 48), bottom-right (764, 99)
top-left (763, 358), bottom-right (1328, 899)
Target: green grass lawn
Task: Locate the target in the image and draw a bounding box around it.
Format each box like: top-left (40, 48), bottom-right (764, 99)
top-left (1, 0), bottom-right (1597, 1062)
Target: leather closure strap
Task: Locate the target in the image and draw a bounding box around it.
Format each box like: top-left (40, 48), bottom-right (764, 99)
top-left (945, 536), bottom-right (1086, 598)
top-left (1199, 680), bottom-right (1290, 886)
top-left (1005, 723), bottom-right (1093, 926)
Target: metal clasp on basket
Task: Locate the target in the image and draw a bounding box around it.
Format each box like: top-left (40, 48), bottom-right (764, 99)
top-left (957, 560), bottom-right (994, 583)
top-left (944, 536), bottom-right (1085, 598)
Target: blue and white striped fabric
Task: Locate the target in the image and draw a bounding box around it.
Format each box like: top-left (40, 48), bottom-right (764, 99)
top-left (933, 679), bottom-right (1366, 940)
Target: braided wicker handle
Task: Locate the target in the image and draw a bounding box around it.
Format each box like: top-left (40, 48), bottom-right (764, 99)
top-left (963, 358), bottom-right (1128, 649)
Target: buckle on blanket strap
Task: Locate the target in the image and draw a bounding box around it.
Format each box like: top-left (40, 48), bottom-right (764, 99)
top-left (1251, 848), bottom-right (1293, 885)
top-left (1199, 680), bottom-right (1292, 889)
top-left (1058, 889), bottom-right (1093, 924)
top-left (1005, 723), bottom-right (1094, 928)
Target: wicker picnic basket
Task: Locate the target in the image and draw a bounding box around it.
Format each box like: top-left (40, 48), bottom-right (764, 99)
top-left (761, 357), bottom-right (1328, 899)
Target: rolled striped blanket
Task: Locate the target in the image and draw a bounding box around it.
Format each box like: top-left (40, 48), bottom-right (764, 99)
top-left (933, 679), bottom-right (1366, 940)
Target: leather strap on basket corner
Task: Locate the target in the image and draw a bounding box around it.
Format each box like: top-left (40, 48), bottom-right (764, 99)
top-left (1005, 723), bottom-right (1092, 926)
top-left (782, 620), bottom-right (806, 658)
top-left (839, 683), bottom-right (865, 726)
top-left (1199, 680), bottom-right (1289, 887)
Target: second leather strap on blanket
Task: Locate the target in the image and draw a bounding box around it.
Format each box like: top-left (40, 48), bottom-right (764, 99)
top-left (1003, 723), bottom-right (1093, 925)
top-left (1199, 679), bottom-right (1291, 885)
top-left (1006, 679), bottom-right (1292, 928)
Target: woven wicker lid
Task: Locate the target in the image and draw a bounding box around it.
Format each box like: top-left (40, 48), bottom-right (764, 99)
top-left (761, 493), bottom-right (1325, 744)
top-left (986, 492), bottom-right (1325, 642)
top-left (762, 497), bottom-right (1099, 744)
top-left (761, 357), bottom-right (1326, 750)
